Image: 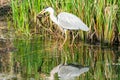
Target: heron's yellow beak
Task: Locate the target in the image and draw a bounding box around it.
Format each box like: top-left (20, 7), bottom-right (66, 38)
top-left (40, 9), bottom-right (46, 14)
top-left (37, 9), bottom-right (45, 15)
top-left (37, 9), bottom-right (46, 18)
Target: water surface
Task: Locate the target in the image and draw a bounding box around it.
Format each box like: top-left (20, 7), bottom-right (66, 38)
top-left (0, 36), bottom-right (120, 80)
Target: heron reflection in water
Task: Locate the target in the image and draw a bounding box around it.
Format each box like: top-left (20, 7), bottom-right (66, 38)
top-left (37, 7), bottom-right (89, 47)
top-left (46, 63), bottom-right (89, 80)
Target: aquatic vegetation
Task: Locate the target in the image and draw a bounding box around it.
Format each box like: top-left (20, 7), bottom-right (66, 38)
top-left (12, 37), bottom-right (120, 80)
top-left (10, 0), bottom-right (120, 45)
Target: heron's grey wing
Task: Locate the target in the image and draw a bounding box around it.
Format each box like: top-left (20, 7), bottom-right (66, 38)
top-left (58, 65), bottom-right (80, 78)
top-left (57, 12), bottom-right (89, 31)
top-left (58, 65), bottom-right (89, 78)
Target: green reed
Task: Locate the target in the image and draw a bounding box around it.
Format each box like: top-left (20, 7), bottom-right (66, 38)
top-left (11, 0), bottom-right (119, 44)
top-left (12, 36), bottom-right (119, 80)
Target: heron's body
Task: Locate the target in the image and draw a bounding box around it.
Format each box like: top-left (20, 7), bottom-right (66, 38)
top-left (58, 64), bottom-right (89, 79)
top-left (38, 7), bottom-right (89, 47)
top-left (47, 7), bottom-right (89, 31)
top-left (47, 63), bottom-right (89, 80)
top-left (57, 12), bottom-right (89, 31)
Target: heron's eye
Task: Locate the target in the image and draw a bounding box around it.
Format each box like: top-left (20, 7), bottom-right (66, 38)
top-left (44, 6), bottom-right (49, 9)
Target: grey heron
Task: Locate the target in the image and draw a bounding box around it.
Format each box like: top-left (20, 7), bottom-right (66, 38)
top-left (37, 7), bottom-right (89, 47)
top-left (47, 63), bottom-right (89, 80)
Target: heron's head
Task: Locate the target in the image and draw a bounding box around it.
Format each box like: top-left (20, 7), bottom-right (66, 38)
top-left (39, 7), bottom-right (54, 14)
top-left (37, 7), bottom-right (54, 18)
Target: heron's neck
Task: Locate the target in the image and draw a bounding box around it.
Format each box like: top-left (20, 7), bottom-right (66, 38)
top-left (49, 11), bottom-right (64, 32)
top-left (50, 12), bottom-right (58, 24)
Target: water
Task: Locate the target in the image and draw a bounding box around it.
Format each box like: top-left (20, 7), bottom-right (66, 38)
top-left (0, 36), bottom-right (120, 80)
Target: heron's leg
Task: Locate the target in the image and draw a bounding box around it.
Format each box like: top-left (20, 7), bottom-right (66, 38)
top-left (60, 30), bottom-right (67, 47)
top-left (71, 31), bottom-right (79, 46)
top-left (65, 54), bottom-right (67, 65)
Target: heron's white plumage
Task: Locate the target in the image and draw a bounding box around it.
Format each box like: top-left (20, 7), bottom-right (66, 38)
top-left (58, 12), bottom-right (89, 31)
top-left (40, 7), bottom-right (89, 47)
top-left (47, 64), bottom-right (89, 80)
top-left (44, 7), bottom-right (89, 32)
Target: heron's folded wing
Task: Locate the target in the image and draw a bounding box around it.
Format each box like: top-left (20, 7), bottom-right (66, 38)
top-left (57, 12), bottom-right (89, 31)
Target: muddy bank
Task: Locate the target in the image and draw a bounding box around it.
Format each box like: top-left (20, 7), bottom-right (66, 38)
top-left (0, 2), bottom-right (17, 79)
top-left (0, 0), bottom-right (16, 53)
top-left (0, 0), bottom-right (10, 6)
top-left (0, 1), bottom-right (12, 49)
